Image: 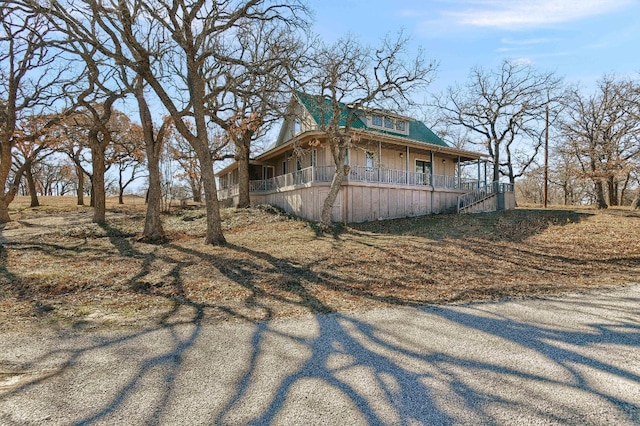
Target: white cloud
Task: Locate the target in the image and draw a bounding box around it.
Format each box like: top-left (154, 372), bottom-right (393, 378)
top-left (443, 0), bottom-right (633, 30)
top-left (508, 57), bottom-right (533, 66)
top-left (500, 37), bottom-right (558, 45)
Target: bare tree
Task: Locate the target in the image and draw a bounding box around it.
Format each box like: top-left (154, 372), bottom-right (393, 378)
top-left (70, 37), bottom-right (129, 222)
top-left (56, 112), bottom-right (92, 205)
top-left (78, 97), bottom-right (126, 222)
top-left (301, 33), bottom-right (436, 228)
top-left (106, 110), bottom-right (146, 204)
top-left (548, 144), bottom-right (591, 206)
top-left (38, 0), bottom-right (172, 239)
top-left (132, 78), bottom-right (172, 241)
top-left (167, 128), bottom-right (203, 203)
top-left (560, 76), bottom-right (640, 209)
top-left (0, 2), bottom-right (71, 222)
top-left (38, 0), bottom-right (310, 244)
top-left (209, 20), bottom-right (302, 208)
top-left (434, 60), bottom-right (562, 185)
top-left (12, 114), bottom-right (60, 206)
top-left (35, 159), bottom-right (75, 196)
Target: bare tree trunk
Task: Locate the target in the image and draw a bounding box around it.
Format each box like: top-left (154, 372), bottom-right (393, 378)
top-left (26, 167), bottom-right (40, 208)
top-left (631, 190), bottom-right (640, 210)
top-left (75, 163), bottom-right (85, 206)
top-left (91, 144), bottom-right (106, 223)
top-left (0, 176), bottom-right (23, 223)
top-left (0, 146), bottom-right (30, 222)
top-left (606, 176), bottom-right (618, 206)
top-left (191, 182), bottom-right (202, 203)
top-left (199, 149), bottom-right (225, 245)
top-left (0, 197), bottom-right (12, 223)
top-left (492, 143), bottom-right (500, 183)
top-left (320, 165), bottom-right (347, 228)
top-left (142, 148), bottom-right (165, 241)
top-left (118, 168), bottom-right (124, 204)
top-left (136, 76), bottom-right (167, 242)
top-left (594, 180), bottom-right (608, 209)
top-left (0, 140), bottom-right (15, 223)
top-left (620, 172), bottom-right (631, 205)
top-left (236, 141), bottom-right (251, 208)
top-left (89, 180), bottom-right (95, 207)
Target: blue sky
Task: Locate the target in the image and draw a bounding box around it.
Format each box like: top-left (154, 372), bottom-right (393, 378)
top-left (307, 0), bottom-right (640, 94)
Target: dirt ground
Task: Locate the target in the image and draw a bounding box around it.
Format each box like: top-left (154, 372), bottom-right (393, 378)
top-left (1, 196), bottom-right (639, 332)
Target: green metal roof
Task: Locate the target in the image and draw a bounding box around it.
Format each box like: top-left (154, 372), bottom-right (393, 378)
top-left (296, 92), bottom-right (449, 148)
top-left (296, 92), bottom-right (367, 130)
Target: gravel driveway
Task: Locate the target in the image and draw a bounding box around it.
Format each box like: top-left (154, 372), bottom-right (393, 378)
top-left (1, 285), bottom-right (639, 425)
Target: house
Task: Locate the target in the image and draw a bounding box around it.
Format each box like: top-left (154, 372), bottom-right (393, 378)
top-left (217, 92), bottom-right (515, 223)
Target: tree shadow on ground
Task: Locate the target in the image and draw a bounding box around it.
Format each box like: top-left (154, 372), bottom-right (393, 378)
top-left (1, 224), bottom-right (639, 424)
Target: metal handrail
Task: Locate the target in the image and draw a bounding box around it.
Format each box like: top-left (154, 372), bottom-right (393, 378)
top-left (457, 181), bottom-right (514, 213)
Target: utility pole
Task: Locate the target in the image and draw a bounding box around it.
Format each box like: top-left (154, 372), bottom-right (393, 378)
top-left (543, 104), bottom-right (549, 208)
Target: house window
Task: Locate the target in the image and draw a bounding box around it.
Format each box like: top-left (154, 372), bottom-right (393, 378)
top-left (384, 117), bottom-right (394, 129)
top-left (311, 148), bottom-right (317, 167)
top-left (343, 149), bottom-right (349, 166)
top-left (416, 160), bottom-right (431, 185)
top-left (282, 160), bottom-right (287, 175)
top-left (294, 118), bottom-right (302, 134)
top-left (371, 115), bottom-right (383, 126)
top-left (296, 158), bottom-right (302, 171)
top-left (366, 151), bottom-right (375, 171)
top-left (396, 120), bottom-right (406, 132)
top-left (416, 160), bottom-right (431, 174)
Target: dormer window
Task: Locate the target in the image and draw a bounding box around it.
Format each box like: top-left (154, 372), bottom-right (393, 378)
top-left (384, 117), bottom-right (394, 129)
top-left (368, 114), bottom-right (409, 135)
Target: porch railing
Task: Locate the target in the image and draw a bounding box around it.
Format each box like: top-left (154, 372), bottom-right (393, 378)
top-left (457, 181), bottom-right (515, 213)
top-left (218, 165), bottom-right (486, 199)
top-left (217, 184), bottom-right (239, 200)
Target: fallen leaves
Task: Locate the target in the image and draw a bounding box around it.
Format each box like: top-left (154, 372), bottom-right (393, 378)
top-left (0, 197), bottom-right (639, 332)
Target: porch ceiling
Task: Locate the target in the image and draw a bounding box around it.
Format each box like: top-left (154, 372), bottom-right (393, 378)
top-left (360, 137), bottom-right (482, 162)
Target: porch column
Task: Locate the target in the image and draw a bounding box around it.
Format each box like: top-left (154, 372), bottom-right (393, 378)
top-left (430, 151), bottom-right (434, 186)
top-left (405, 145), bottom-right (409, 184)
top-left (457, 156), bottom-right (461, 189)
top-left (484, 160), bottom-right (488, 186)
top-left (477, 159), bottom-right (481, 189)
top-left (378, 140), bottom-right (382, 182)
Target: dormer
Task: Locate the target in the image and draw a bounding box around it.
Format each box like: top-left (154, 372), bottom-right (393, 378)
top-left (367, 113), bottom-right (410, 136)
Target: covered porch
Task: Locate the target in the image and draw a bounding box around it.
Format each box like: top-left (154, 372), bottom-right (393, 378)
top-left (217, 159), bottom-right (489, 201)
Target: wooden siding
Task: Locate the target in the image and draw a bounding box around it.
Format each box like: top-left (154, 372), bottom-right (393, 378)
top-left (251, 183), bottom-right (341, 222)
top-left (247, 181), bottom-right (471, 223)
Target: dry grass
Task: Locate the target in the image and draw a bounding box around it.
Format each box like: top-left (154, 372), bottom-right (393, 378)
top-left (1, 195), bottom-right (639, 332)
